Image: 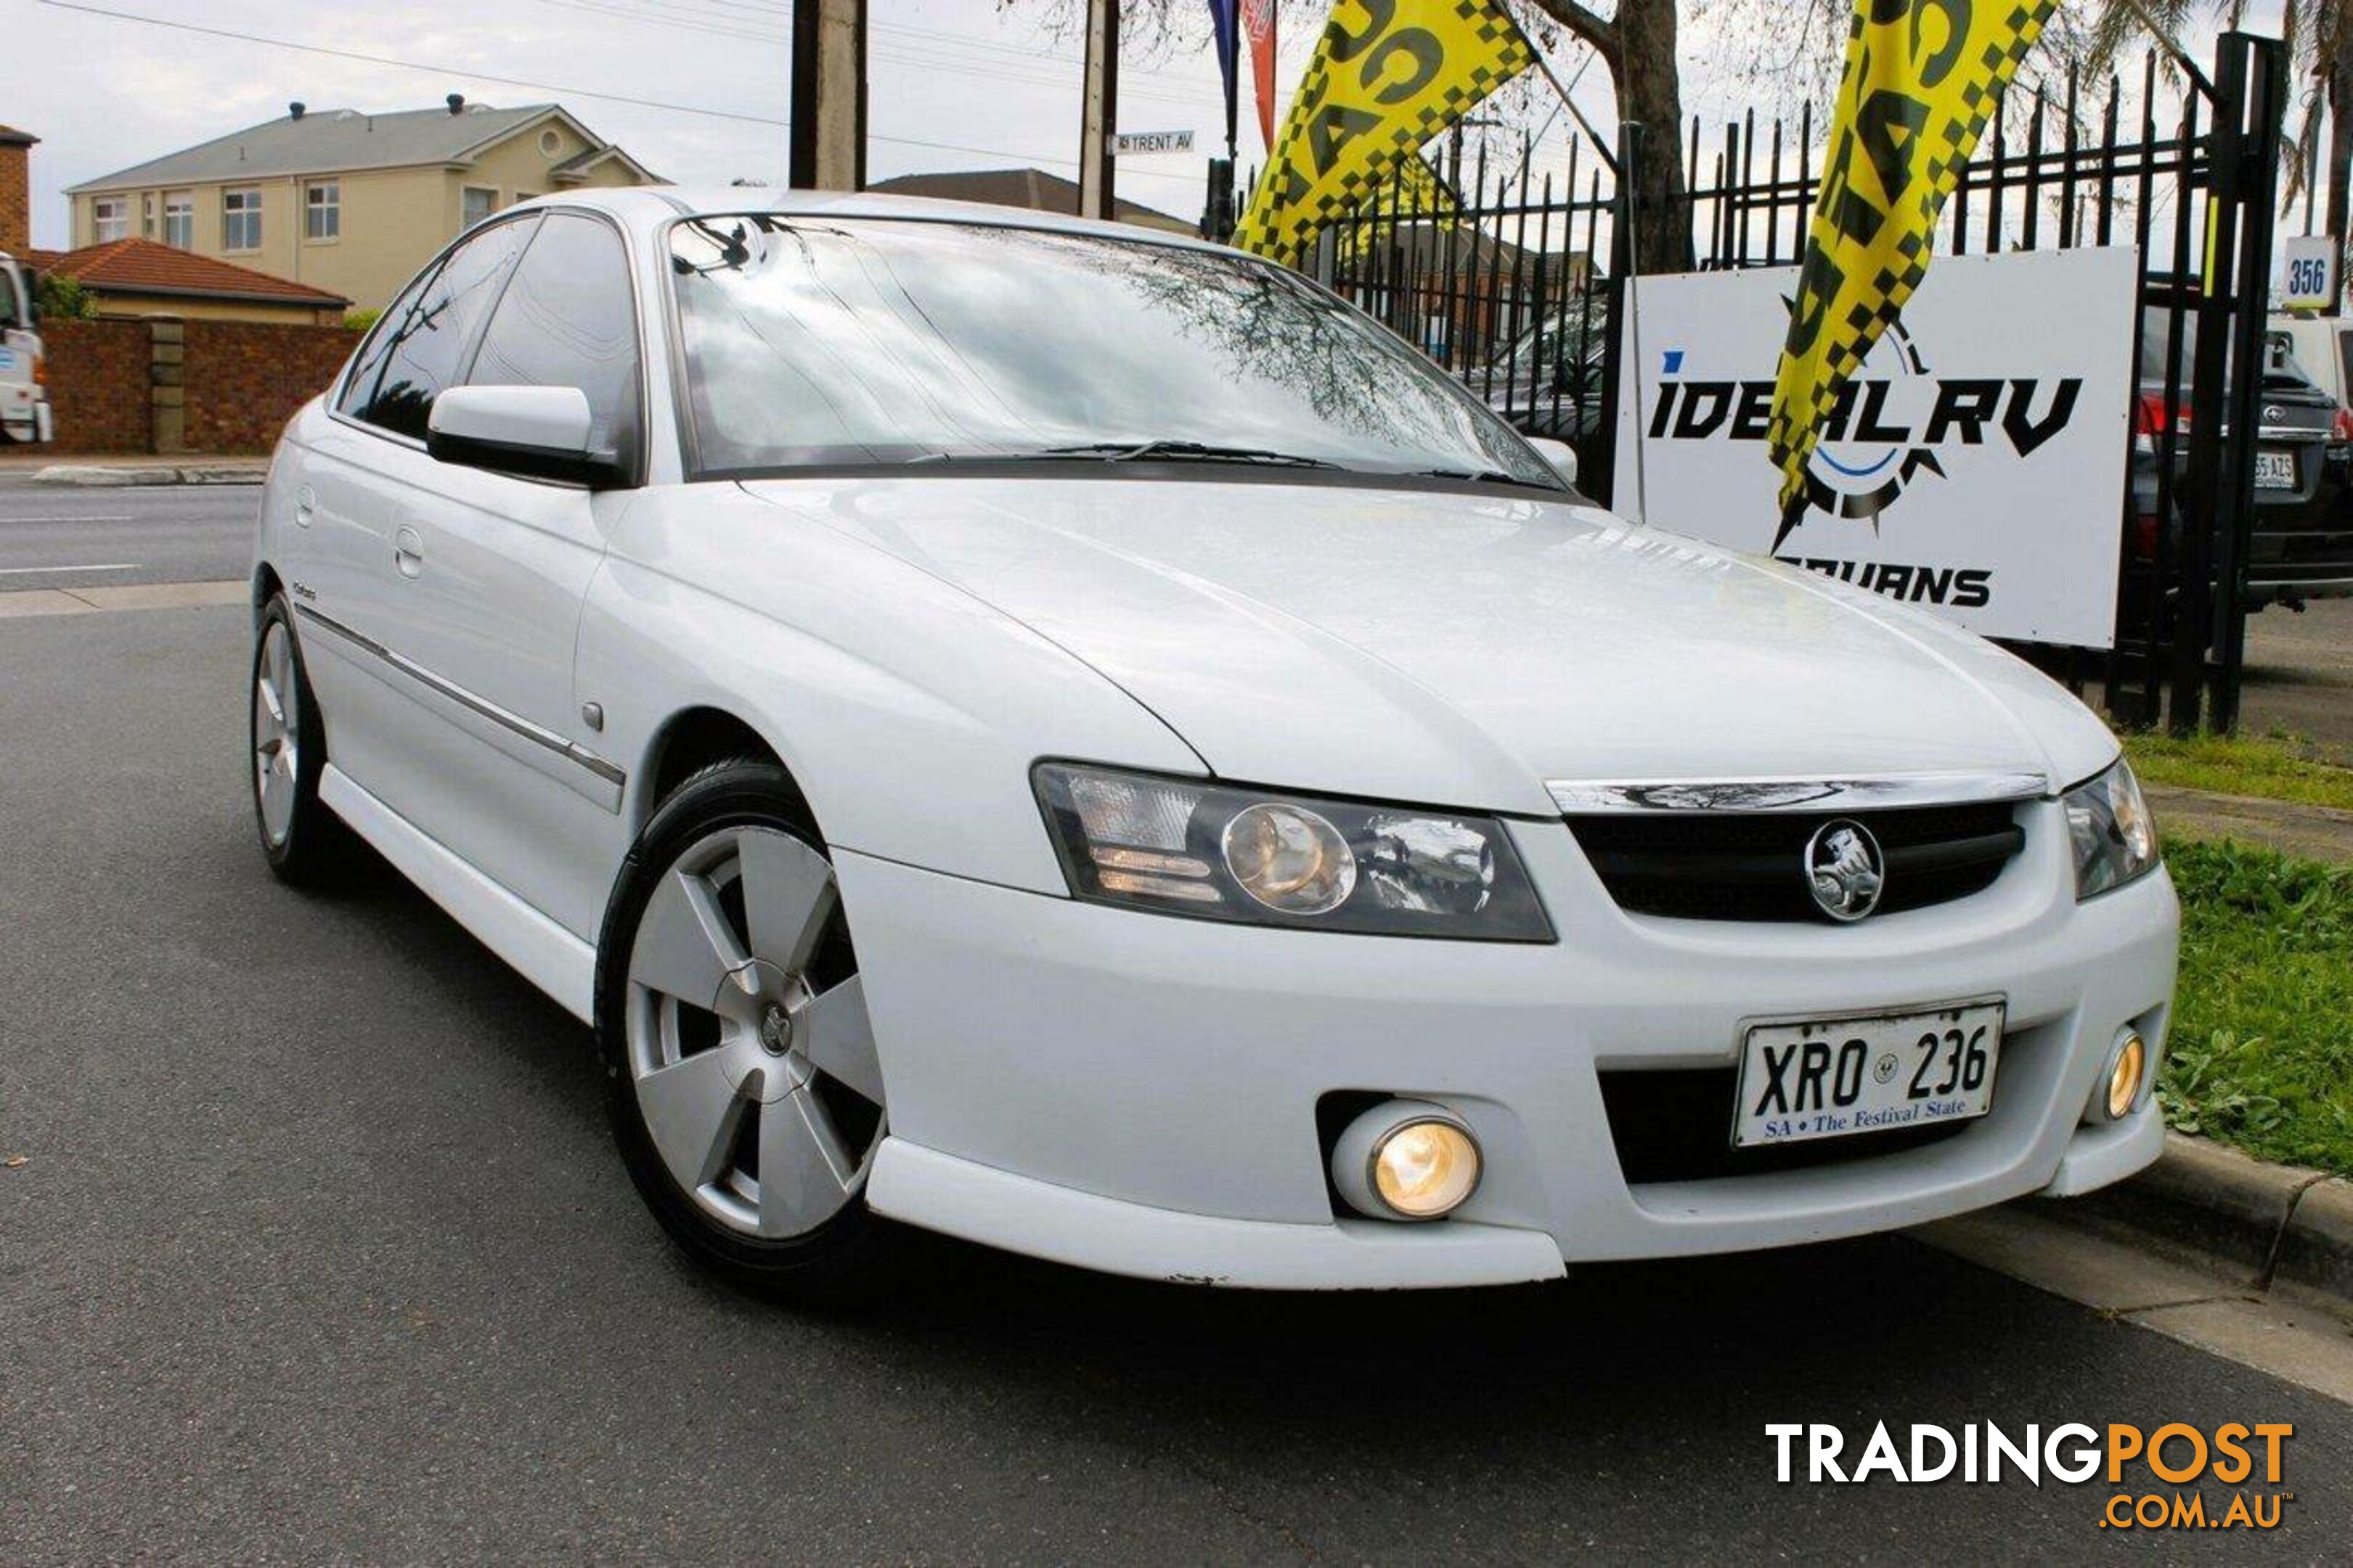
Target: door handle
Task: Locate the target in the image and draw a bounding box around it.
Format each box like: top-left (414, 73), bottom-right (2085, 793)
top-left (393, 525), bottom-right (425, 579)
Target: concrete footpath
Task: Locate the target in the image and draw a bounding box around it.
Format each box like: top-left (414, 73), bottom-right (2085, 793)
top-left (2147, 780), bottom-right (2353, 865)
top-left (0, 457), bottom-right (269, 486)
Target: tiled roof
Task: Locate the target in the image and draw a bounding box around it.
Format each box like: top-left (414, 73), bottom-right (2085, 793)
top-left (31, 238), bottom-right (348, 308)
top-left (865, 168), bottom-right (1193, 232)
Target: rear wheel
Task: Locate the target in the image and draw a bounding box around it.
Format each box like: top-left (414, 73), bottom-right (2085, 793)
top-left (250, 595), bottom-right (348, 884)
top-left (598, 761), bottom-right (893, 1293)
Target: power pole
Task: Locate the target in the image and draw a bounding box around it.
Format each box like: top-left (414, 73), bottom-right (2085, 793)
top-left (789, 0), bottom-right (868, 191)
top-left (1077, 0), bottom-right (1119, 220)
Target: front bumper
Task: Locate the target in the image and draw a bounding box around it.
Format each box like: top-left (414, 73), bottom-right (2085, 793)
top-left (841, 802), bottom-right (2179, 1289)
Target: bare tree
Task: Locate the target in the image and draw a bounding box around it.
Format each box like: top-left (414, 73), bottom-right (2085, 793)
top-left (1515, 1), bottom-right (1694, 271)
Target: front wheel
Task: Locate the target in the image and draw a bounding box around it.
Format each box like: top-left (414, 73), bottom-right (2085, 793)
top-left (598, 761), bottom-right (894, 1294)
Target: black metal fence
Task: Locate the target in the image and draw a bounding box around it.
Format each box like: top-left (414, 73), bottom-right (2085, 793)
top-left (1251, 33), bottom-right (2291, 735)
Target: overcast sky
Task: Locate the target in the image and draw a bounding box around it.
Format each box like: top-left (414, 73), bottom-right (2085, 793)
top-left (7, 0), bottom-right (2288, 253)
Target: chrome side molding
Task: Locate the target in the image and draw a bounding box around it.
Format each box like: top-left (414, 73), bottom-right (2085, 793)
top-left (1546, 771), bottom-right (2051, 814)
top-left (295, 605), bottom-right (627, 792)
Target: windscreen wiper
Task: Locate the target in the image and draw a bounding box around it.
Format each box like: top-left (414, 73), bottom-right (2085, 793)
top-left (1406, 466), bottom-right (1549, 487)
top-left (1031, 440), bottom-right (1341, 469)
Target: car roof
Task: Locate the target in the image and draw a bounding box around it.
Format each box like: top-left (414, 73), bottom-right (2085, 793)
top-left (520, 184), bottom-right (1231, 257)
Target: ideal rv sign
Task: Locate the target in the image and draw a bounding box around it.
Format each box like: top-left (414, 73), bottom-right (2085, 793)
top-left (1613, 248), bottom-right (2137, 648)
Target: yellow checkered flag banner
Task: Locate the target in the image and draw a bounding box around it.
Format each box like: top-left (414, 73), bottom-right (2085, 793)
top-left (1234, 0), bottom-right (1532, 266)
top-left (1766, 0), bottom-right (2058, 539)
top-left (1332, 155), bottom-right (1466, 264)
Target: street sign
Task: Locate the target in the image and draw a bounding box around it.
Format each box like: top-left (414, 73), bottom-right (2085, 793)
top-left (1114, 130), bottom-right (1195, 155)
top-left (2282, 234), bottom-right (2338, 311)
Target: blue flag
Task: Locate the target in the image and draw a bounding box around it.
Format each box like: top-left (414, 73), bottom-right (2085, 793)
top-left (1205, 0), bottom-right (1240, 155)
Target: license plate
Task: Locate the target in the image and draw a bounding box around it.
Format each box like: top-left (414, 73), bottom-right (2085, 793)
top-left (2256, 450), bottom-right (2298, 489)
top-left (1732, 1000), bottom-right (2004, 1148)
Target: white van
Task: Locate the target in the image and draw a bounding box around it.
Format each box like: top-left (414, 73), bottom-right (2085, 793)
top-left (0, 252), bottom-right (53, 446)
top-left (2270, 311), bottom-right (2353, 409)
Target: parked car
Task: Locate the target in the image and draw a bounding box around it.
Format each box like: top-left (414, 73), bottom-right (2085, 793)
top-left (2137, 311), bottom-right (2353, 608)
top-left (1481, 295), bottom-right (1609, 451)
top-left (250, 189), bottom-right (2176, 1294)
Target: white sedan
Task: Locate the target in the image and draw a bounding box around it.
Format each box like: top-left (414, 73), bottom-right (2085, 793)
top-left (250, 189), bottom-right (2177, 1293)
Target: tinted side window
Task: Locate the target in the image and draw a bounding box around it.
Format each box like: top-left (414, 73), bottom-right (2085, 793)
top-left (467, 213), bottom-right (642, 472)
top-left (345, 216), bottom-right (539, 441)
top-left (338, 264), bottom-right (440, 421)
top-left (2336, 329), bottom-right (2353, 407)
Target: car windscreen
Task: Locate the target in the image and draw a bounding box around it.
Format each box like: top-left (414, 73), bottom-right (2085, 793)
top-left (666, 214), bottom-right (1561, 488)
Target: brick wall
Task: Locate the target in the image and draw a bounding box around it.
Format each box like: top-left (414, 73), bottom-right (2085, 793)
top-left (39, 317), bottom-right (359, 456)
top-left (182, 320), bottom-right (362, 454)
top-left (39, 319), bottom-right (152, 454)
top-left (0, 139), bottom-right (30, 255)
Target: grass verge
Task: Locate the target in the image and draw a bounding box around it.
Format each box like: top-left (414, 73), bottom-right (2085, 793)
top-left (2124, 730), bottom-right (2353, 812)
top-left (2159, 839), bottom-right (2353, 1177)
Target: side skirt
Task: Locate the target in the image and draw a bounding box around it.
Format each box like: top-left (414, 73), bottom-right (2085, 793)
top-left (319, 764), bottom-right (598, 1024)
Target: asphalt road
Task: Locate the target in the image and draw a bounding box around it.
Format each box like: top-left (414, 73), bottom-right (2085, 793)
top-left (0, 480), bottom-right (258, 589)
top-left (0, 602), bottom-right (2346, 1564)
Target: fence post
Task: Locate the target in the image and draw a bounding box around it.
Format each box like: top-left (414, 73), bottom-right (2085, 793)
top-left (1589, 121), bottom-right (1647, 513)
top-left (2208, 33), bottom-right (2288, 734)
top-left (2170, 57), bottom-right (2240, 732)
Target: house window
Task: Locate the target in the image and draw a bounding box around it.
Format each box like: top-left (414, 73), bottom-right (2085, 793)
top-left (223, 187), bottom-right (263, 250)
top-left (163, 192), bottom-right (193, 249)
top-left (92, 197), bottom-right (129, 243)
top-left (461, 186), bottom-right (499, 230)
top-left (141, 195), bottom-right (156, 239)
top-left (306, 181), bottom-right (340, 241)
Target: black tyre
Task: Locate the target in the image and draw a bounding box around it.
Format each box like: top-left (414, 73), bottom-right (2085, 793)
top-left (250, 593), bottom-right (351, 885)
top-left (597, 760), bottom-right (895, 1295)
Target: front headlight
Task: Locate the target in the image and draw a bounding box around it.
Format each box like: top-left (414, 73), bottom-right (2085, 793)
top-left (1034, 762), bottom-right (1554, 941)
top-left (2064, 758), bottom-right (2159, 899)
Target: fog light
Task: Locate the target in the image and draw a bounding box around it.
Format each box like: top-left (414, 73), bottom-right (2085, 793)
top-left (1331, 1101), bottom-right (1483, 1221)
top-left (2107, 1033), bottom-right (2147, 1120)
top-left (2089, 1029), bottom-right (2150, 1123)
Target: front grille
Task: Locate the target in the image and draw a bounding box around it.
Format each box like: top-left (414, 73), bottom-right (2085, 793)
top-left (1565, 801), bottom-right (2024, 922)
top-left (1598, 1066), bottom-right (1970, 1185)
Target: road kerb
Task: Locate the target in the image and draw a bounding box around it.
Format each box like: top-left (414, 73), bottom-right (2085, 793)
top-left (30, 462), bottom-right (267, 488)
top-left (0, 579), bottom-right (245, 618)
top-left (2276, 1177), bottom-right (2353, 1308)
top-left (2035, 1132), bottom-right (2348, 1309)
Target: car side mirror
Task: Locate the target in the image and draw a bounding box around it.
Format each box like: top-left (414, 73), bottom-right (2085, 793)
top-left (1526, 436), bottom-right (1579, 489)
top-left (426, 385), bottom-right (624, 489)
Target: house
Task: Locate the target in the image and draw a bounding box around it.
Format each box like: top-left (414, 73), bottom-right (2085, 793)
top-left (865, 168), bottom-right (1195, 235)
top-left (65, 99), bottom-right (658, 309)
top-left (25, 238), bottom-right (348, 325)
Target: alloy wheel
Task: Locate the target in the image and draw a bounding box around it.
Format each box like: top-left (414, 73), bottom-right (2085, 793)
top-left (253, 620), bottom-right (299, 849)
top-left (623, 825), bottom-right (885, 1239)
